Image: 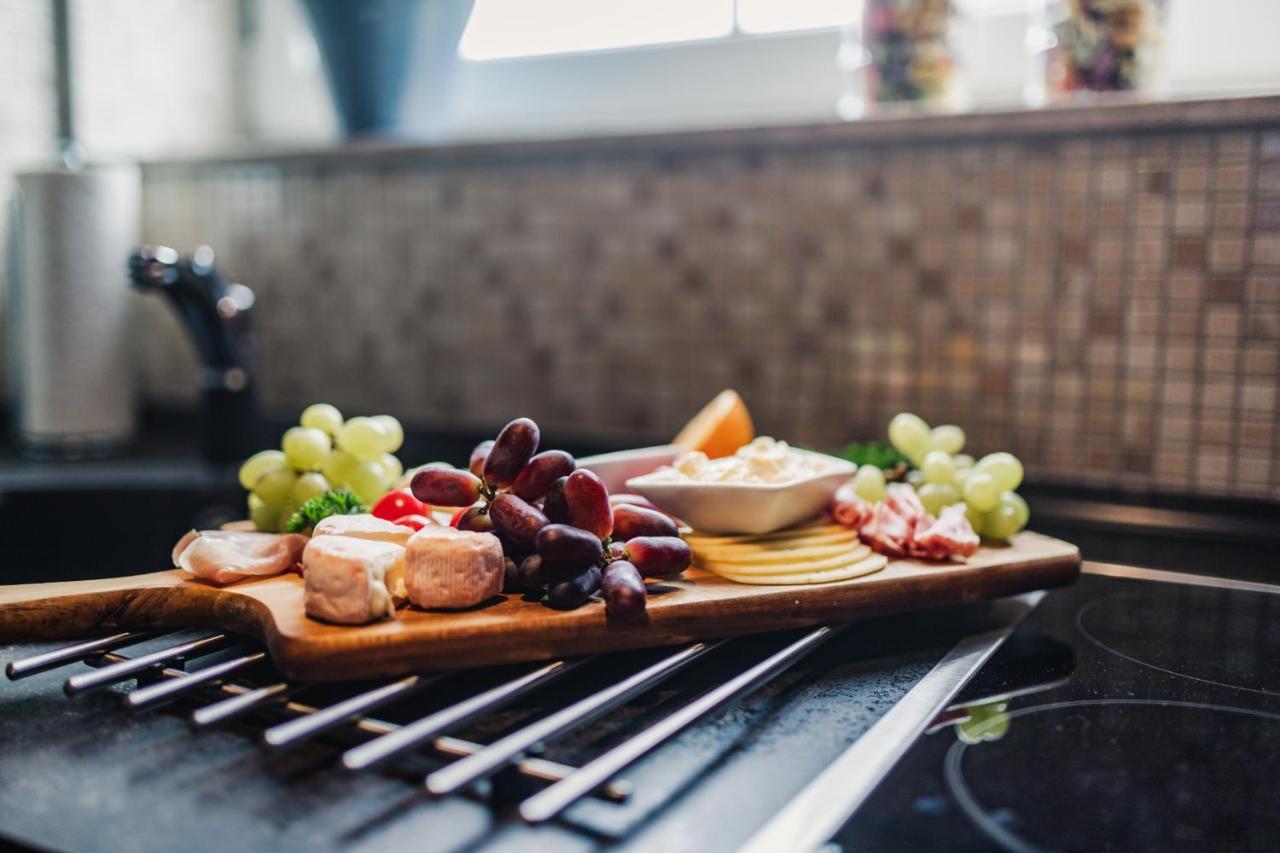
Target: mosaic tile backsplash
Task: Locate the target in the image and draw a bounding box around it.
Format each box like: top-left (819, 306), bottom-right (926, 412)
top-left (135, 104), bottom-right (1280, 501)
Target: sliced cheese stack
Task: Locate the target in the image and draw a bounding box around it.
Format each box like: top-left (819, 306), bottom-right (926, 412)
top-left (687, 521), bottom-right (887, 585)
top-left (302, 534), bottom-right (406, 624)
top-left (405, 526), bottom-right (504, 610)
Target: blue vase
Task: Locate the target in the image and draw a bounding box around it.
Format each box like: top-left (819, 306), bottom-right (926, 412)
top-left (301, 0), bottom-right (425, 136)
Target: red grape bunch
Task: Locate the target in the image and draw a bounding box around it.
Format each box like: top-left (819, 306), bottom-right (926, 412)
top-left (410, 418), bottom-right (691, 617)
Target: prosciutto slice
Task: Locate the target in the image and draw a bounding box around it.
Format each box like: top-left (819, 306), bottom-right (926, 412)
top-left (911, 505), bottom-right (981, 561)
top-left (172, 530), bottom-right (309, 585)
top-left (858, 500), bottom-right (916, 558)
top-left (830, 484), bottom-right (874, 530)
top-left (829, 479), bottom-right (980, 562)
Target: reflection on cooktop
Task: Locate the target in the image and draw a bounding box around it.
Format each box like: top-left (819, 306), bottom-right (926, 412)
top-left (830, 571), bottom-right (1280, 853)
top-left (1078, 587), bottom-right (1280, 696)
top-left (946, 700), bottom-right (1280, 852)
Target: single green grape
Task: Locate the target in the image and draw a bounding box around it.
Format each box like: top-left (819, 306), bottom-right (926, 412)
top-left (887, 412), bottom-right (930, 458)
top-left (962, 471), bottom-right (1000, 512)
top-left (291, 472), bottom-right (330, 505)
top-left (322, 448), bottom-right (359, 486)
top-left (954, 453), bottom-right (975, 470)
top-left (906, 469), bottom-right (924, 487)
top-left (378, 452), bottom-right (403, 483)
top-left (963, 501), bottom-right (985, 531)
top-left (976, 452), bottom-right (1024, 492)
top-left (957, 702), bottom-right (1010, 744)
top-left (920, 450), bottom-right (956, 484)
top-left (282, 426), bottom-right (331, 471)
top-left (278, 497), bottom-right (301, 529)
top-left (372, 415), bottom-right (404, 453)
top-left (253, 467), bottom-right (298, 506)
top-left (338, 417), bottom-right (388, 462)
top-left (348, 459), bottom-right (390, 505)
top-left (852, 464), bottom-right (887, 502)
top-left (248, 494), bottom-right (281, 532)
top-left (927, 424), bottom-right (966, 455)
top-left (1002, 490), bottom-right (1030, 530)
top-left (918, 482), bottom-right (960, 516)
top-left (981, 492), bottom-right (1028, 540)
top-left (300, 403), bottom-right (344, 437)
top-left (238, 450), bottom-right (287, 491)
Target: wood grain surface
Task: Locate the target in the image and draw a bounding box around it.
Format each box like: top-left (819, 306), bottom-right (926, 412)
top-left (0, 532), bottom-right (1079, 680)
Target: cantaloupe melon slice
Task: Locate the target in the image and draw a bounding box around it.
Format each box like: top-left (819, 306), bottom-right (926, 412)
top-left (672, 389), bottom-right (755, 460)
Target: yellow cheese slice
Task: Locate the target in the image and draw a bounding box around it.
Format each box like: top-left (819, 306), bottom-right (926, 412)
top-left (691, 533), bottom-right (862, 562)
top-left (707, 553), bottom-right (888, 586)
top-left (700, 544), bottom-right (873, 575)
top-left (690, 528), bottom-right (860, 552)
top-left (684, 521), bottom-right (847, 547)
top-left (694, 542), bottom-right (870, 570)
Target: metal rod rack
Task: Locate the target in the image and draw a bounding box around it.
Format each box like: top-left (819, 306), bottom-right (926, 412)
top-left (4, 625), bottom-right (838, 823)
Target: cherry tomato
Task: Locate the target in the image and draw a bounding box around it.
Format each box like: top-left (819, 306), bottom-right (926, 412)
top-left (372, 488), bottom-right (427, 521)
top-left (393, 514), bottom-right (433, 531)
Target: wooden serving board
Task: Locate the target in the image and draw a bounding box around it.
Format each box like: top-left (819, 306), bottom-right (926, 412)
top-left (0, 532), bottom-right (1078, 681)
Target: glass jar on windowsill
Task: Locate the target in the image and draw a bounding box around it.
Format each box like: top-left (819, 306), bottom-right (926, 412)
top-left (838, 0), bottom-right (966, 119)
top-left (1032, 0), bottom-right (1166, 103)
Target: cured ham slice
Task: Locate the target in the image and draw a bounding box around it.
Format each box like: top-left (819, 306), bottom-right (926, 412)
top-left (404, 526), bottom-right (504, 610)
top-left (828, 481), bottom-right (980, 562)
top-left (172, 530), bottom-right (308, 586)
top-left (858, 500), bottom-right (915, 558)
top-left (912, 504), bottom-right (980, 561)
top-left (830, 484), bottom-right (873, 530)
top-left (302, 536), bottom-right (405, 625)
top-left (312, 514), bottom-right (414, 546)
top-left (884, 483), bottom-right (929, 528)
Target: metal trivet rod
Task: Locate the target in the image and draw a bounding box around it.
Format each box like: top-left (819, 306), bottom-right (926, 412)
top-left (426, 641), bottom-right (724, 796)
top-left (5, 630), bottom-right (159, 680)
top-left (191, 681), bottom-right (298, 727)
top-left (343, 658), bottom-right (586, 771)
top-left (64, 633), bottom-right (232, 696)
top-left (127, 650), bottom-right (267, 711)
top-left (520, 625), bottom-right (840, 823)
top-left (88, 648), bottom-right (629, 801)
top-left (263, 673), bottom-right (450, 748)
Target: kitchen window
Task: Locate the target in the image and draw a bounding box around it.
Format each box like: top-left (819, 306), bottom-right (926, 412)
top-left (458, 0), bottom-right (857, 61)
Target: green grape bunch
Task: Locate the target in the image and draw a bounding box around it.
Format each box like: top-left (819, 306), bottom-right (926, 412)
top-left (884, 412), bottom-right (1029, 541)
top-left (238, 403), bottom-right (406, 532)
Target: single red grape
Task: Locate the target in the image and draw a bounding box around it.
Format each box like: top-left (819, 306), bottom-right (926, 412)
top-left (611, 504), bottom-right (679, 540)
top-left (564, 469), bottom-right (613, 539)
top-left (601, 561), bottom-right (646, 619)
top-left (535, 523), bottom-right (603, 568)
top-left (488, 492), bottom-right (548, 548)
top-left (624, 536), bottom-right (691, 579)
top-left (456, 505), bottom-right (495, 533)
top-left (509, 450), bottom-right (576, 502)
top-left (543, 476), bottom-right (570, 524)
top-left (469, 440), bottom-right (494, 477)
top-left (545, 565), bottom-right (602, 610)
top-left (412, 467), bottom-right (483, 507)
top-left (483, 418), bottom-right (540, 487)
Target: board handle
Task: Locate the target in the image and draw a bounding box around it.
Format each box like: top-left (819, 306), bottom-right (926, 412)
top-left (0, 570), bottom-right (213, 643)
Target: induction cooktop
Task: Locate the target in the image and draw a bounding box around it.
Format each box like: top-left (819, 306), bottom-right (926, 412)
top-left (817, 566), bottom-right (1280, 852)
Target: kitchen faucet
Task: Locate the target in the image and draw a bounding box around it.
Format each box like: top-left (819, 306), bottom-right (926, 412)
top-left (128, 245), bottom-right (261, 462)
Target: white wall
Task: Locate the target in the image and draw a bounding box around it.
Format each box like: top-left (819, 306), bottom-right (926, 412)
top-left (243, 0), bottom-right (1280, 146)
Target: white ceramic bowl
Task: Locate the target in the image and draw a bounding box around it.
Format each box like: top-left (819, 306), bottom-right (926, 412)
top-left (578, 445), bottom-right (681, 494)
top-left (624, 448), bottom-right (856, 535)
